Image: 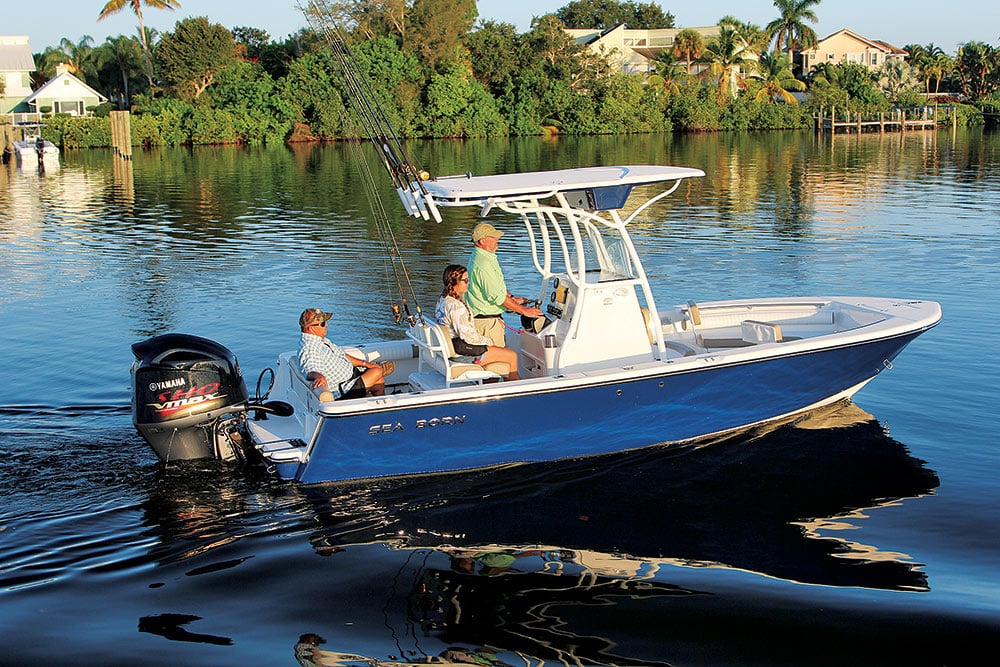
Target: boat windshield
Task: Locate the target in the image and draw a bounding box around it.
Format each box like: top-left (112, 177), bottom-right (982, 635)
top-left (527, 208), bottom-right (635, 283)
top-left (573, 217), bottom-right (634, 281)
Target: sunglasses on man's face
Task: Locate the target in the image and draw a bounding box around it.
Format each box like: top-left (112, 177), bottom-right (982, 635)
top-left (314, 320), bottom-right (328, 327)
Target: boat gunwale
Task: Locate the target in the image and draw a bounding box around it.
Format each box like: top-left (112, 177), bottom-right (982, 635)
top-left (309, 317), bottom-right (939, 420)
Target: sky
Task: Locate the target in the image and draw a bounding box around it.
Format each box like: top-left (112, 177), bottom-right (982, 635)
top-left (5, 0), bottom-right (997, 55)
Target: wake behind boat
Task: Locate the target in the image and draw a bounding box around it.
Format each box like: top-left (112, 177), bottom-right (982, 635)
top-left (128, 3), bottom-right (941, 484)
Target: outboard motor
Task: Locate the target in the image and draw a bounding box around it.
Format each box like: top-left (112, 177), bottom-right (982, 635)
top-left (131, 333), bottom-right (250, 462)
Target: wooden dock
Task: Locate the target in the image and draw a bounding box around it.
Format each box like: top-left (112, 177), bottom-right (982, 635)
top-left (817, 106), bottom-right (956, 134)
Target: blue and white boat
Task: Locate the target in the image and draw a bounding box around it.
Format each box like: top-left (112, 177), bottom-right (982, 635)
top-left (131, 164), bottom-right (941, 484)
top-left (128, 4), bottom-right (940, 483)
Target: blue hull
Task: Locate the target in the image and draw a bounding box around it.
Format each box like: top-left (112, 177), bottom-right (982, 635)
top-left (283, 331), bottom-right (925, 483)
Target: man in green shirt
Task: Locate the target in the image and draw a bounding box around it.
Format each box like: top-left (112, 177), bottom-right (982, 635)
top-left (466, 222), bottom-right (544, 346)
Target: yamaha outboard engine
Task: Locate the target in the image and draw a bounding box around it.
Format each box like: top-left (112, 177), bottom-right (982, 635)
top-left (131, 333), bottom-right (250, 462)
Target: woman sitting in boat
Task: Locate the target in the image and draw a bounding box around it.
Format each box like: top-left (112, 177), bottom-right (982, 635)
top-left (436, 264), bottom-right (520, 380)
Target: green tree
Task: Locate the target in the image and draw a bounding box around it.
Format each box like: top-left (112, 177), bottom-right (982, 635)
top-left (955, 41), bottom-right (999, 100)
top-left (672, 28), bottom-right (704, 76)
top-left (353, 37), bottom-right (424, 136)
top-left (210, 60), bottom-right (295, 143)
top-left (405, 0), bottom-right (476, 74)
top-left (753, 51), bottom-right (805, 104)
top-left (279, 49), bottom-right (349, 139)
top-left (766, 0), bottom-right (820, 64)
top-left (423, 62), bottom-right (508, 137)
top-left (232, 26), bottom-right (271, 61)
top-left (94, 34), bottom-right (145, 107)
top-left (649, 50), bottom-right (685, 95)
top-left (719, 16), bottom-right (768, 55)
top-left (555, 0), bottom-right (675, 30)
top-left (158, 16), bottom-right (238, 100)
top-left (702, 25), bottom-right (756, 101)
top-left (465, 20), bottom-right (521, 98)
top-left (98, 0), bottom-right (182, 91)
top-left (806, 61), bottom-right (884, 111)
top-left (927, 50), bottom-right (954, 95)
top-left (508, 14), bottom-right (607, 133)
top-left (877, 60), bottom-right (920, 101)
top-left (315, 0), bottom-right (410, 42)
top-left (593, 72), bottom-right (670, 133)
top-left (904, 43), bottom-right (931, 91)
top-left (50, 36), bottom-right (97, 82)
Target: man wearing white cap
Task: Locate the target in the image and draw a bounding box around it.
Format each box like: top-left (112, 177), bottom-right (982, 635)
top-left (466, 223), bottom-right (544, 346)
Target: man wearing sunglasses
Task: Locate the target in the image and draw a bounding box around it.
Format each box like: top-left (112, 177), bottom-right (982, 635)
top-left (298, 308), bottom-right (385, 399)
top-left (466, 222), bottom-right (544, 347)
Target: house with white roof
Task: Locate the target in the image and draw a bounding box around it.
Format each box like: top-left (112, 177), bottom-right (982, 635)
top-left (1, 36), bottom-right (36, 115)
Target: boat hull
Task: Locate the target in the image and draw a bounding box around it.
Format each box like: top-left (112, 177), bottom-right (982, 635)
top-left (281, 329), bottom-right (925, 483)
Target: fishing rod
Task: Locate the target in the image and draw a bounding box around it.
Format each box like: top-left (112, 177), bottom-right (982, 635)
top-left (302, 0), bottom-right (439, 222)
top-left (300, 1), bottom-right (429, 325)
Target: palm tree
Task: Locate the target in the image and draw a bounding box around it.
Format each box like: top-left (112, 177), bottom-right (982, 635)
top-left (649, 50), bottom-right (685, 95)
top-left (45, 36), bottom-right (97, 82)
top-left (672, 28), bottom-right (704, 76)
top-left (753, 51), bottom-right (806, 103)
top-left (702, 25), bottom-right (757, 101)
top-left (98, 0), bottom-right (181, 91)
top-left (766, 0), bottom-right (820, 65)
top-left (928, 51), bottom-right (953, 95)
top-left (719, 16), bottom-right (769, 55)
top-left (904, 43), bottom-right (930, 92)
top-left (96, 35), bottom-right (144, 107)
top-left (878, 60), bottom-right (920, 101)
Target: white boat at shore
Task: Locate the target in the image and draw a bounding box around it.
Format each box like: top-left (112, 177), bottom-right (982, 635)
top-left (130, 164), bottom-right (941, 483)
top-left (13, 135), bottom-right (59, 166)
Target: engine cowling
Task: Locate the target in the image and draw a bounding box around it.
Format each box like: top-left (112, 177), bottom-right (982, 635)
top-left (131, 333), bottom-right (250, 461)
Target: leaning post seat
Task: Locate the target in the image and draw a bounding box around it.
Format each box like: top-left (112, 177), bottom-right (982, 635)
top-left (405, 323), bottom-right (508, 389)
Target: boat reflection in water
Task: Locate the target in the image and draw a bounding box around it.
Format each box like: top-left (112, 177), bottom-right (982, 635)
top-left (297, 401), bottom-right (938, 585)
top-left (141, 401), bottom-right (939, 666)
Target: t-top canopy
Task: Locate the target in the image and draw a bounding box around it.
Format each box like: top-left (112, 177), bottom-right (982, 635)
top-left (420, 165), bottom-right (705, 209)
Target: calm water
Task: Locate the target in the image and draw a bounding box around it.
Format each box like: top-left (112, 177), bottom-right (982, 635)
top-left (1, 129), bottom-right (998, 666)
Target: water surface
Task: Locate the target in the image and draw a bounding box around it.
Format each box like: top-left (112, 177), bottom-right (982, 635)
top-left (1, 129), bottom-right (998, 665)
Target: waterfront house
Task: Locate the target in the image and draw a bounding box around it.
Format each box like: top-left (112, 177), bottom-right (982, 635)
top-left (564, 24), bottom-right (740, 76)
top-left (1, 36), bottom-right (35, 116)
top-left (799, 28), bottom-right (907, 74)
top-left (13, 64), bottom-right (107, 118)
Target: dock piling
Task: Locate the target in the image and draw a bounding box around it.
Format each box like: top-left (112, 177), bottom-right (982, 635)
top-left (110, 110), bottom-right (132, 160)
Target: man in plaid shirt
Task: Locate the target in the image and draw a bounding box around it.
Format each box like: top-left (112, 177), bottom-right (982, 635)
top-left (297, 308), bottom-right (385, 399)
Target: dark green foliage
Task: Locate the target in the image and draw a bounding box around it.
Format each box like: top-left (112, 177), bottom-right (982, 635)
top-left (955, 42), bottom-right (1000, 101)
top-left (279, 50), bottom-right (350, 140)
top-left (406, 0), bottom-right (477, 75)
top-left (158, 16), bottom-right (238, 100)
top-left (806, 62), bottom-right (887, 113)
top-left (47, 8), bottom-right (990, 149)
top-left (464, 20), bottom-right (520, 98)
top-left (43, 115), bottom-right (112, 149)
top-left (555, 0), bottom-right (675, 30)
top-left (422, 64), bottom-right (509, 138)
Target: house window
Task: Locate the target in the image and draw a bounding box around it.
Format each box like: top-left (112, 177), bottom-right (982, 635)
top-left (54, 100), bottom-right (84, 116)
top-left (871, 53), bottom-right (879, 65)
